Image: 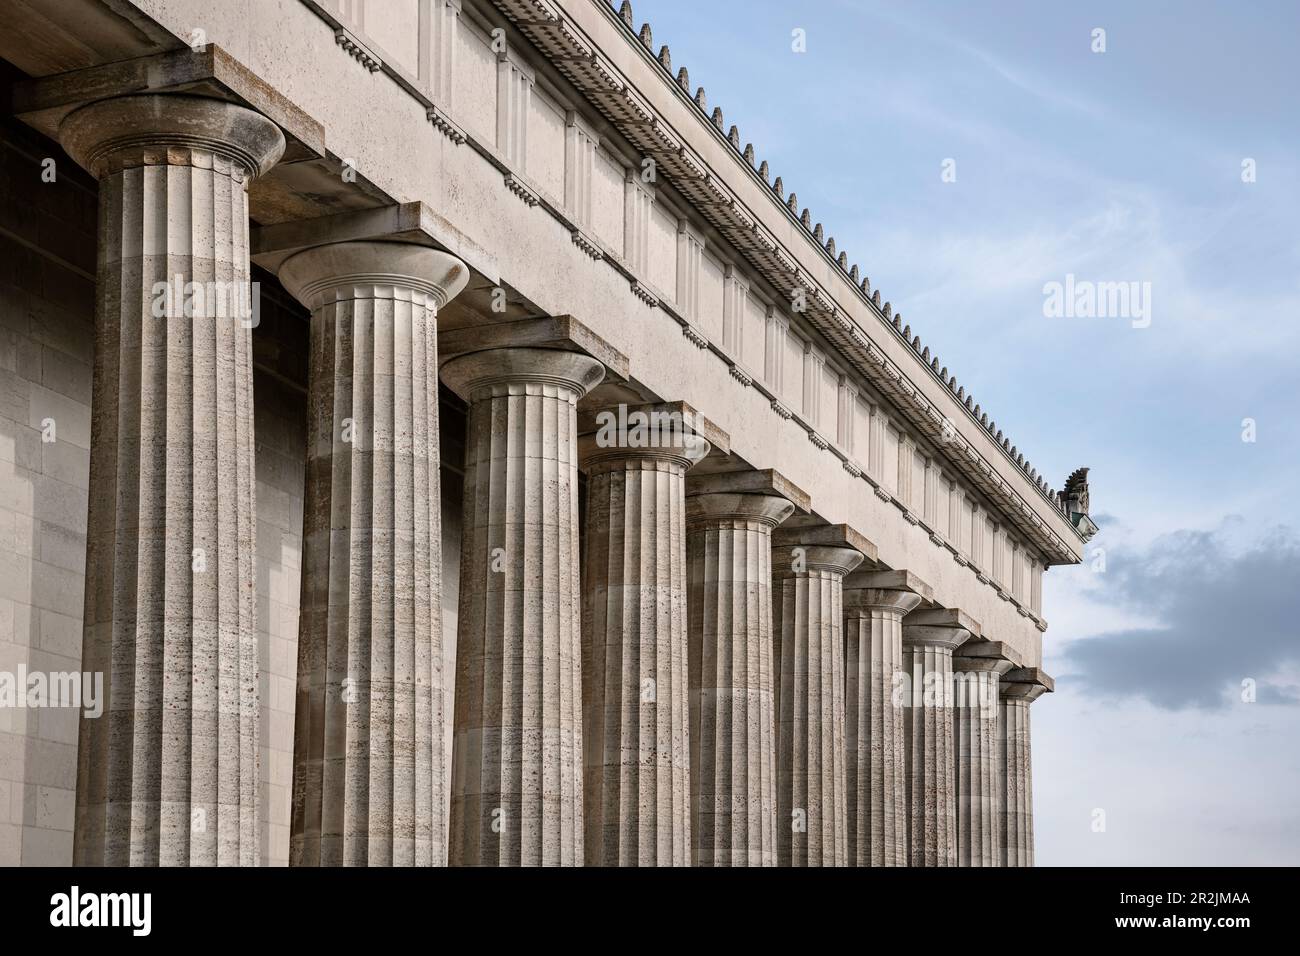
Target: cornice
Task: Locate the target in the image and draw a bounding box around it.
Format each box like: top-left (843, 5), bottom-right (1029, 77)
top-left (484, 0), bottom-right (1087, 565)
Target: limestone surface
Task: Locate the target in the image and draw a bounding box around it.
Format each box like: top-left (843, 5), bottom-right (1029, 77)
top-left (771, 543), bottom-right (862, 866)
top-left (442, 347), bottom-right (604, 866)
top-left (62, 94), bottom-right (284, 867)
top-left (685, 492), bottom-right (793, 866)
top-left (580, 429), bottom-right (709, 866)
top-left (900, 612), bottom-right (972, 867)
top-left (952, 653), bottom-right (1013, 867)
top-left (278, 240), bottom-right (468, 866)
top-left (843, 573), bottom-right (926, 866)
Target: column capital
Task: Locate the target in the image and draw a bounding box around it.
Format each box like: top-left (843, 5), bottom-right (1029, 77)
top-left (843, 589), bottom-right (924, 618)
top-left (954, 639), bottom-right (1021, 676)
top-left (1000, 667), bottom-right (1055, 702)
top-left (953, 655), bottom-right (1016, 677)
top-left (686, 492), bottom-right (794, 529)
top-left (843, 569), bottom-right (931, 617)
top-left (578, 400), bottom-right (717, 472)
top-left (773, 521), bottom-right (877, 564)
top-left (59, 93), bottom-right (285, 179)
top-left (578, 400), bottom-right (730, 456)
top-left (686, 467), bottom-right (810, 514)
top-left (578, 431), bottom-right (710, 472)
top-left (903, 606), bottom-right (979, 651)
top-left (440, 346), bottom-right (606, 400)
top-left (772, 544), bottom-right (864, 576)
top-left (277, 240), bottom-right (469, 311)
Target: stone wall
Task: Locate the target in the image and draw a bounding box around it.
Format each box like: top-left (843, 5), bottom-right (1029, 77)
top-left (0, 86), bottom-right (97, 866)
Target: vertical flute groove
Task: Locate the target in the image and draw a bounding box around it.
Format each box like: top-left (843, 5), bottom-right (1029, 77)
top-left (845, 599), bottom-right (916, 865)
top-left (281, 243), bottom-right (466, 867)
top-left (67, 95), bottom-right (284, 866)
top-left (687, 493), bottom-right (792, 866)
top-left (581, 433), bottom-right (704, 866)
top-left (445, 349), bottom-right (604, 866)
top-left (772, 546), bottom-right (860, 866)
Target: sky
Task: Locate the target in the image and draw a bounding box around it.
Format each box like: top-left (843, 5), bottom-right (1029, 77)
top-left (631, 0), bottom-right (1300, 864)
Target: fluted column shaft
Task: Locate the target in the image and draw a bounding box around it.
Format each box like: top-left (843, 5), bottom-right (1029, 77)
top-left (900, 619), bottom-right (970, 867)
top-left (1000, 673), bottom-right (1048, 866)
top-left (61, 94), bottom-right (285, 866)
top-left (953, 656), bottom-right (1011, 867)
top-left (443, 347), bottom-right (605, 866)
top-left (686, 492), bottom-right (794, 866)
top-left (580, 428), bottom-right (709, 866)
top-left (771, 545), bottom-right (862, 866)
top-left (279, 242), bottom-right (468, 866)
top-left (843, 582), bottom-right (923, 866)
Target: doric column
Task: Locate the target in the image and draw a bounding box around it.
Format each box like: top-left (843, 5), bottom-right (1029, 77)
top-left (60, 94), bottom-right (285, 866)
top-left (952, 642), bottom-right (1015, 867)
top-left (900, 607), bottom-right (976, 867)
top-left (770, 529), bottom-right (865, 866)
top-left (277, 241), bottom-right (469, 866)
top-left (1000, 667), bottom-right (1052, 867)
top-left (686, 491), bottom-right (794, 866)
top-left (442, 347), bottom-right (605, 866)
top-left (842, 570), bottom-right (928, 866)
top-left (579, 415), bottom-right (710, 866)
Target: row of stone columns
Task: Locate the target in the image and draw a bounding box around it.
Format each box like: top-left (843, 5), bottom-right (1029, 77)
top-left (62, 91), bottom-right (1048, 869)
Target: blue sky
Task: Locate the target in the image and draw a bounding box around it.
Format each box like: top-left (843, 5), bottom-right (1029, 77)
top-left (631, 0), bottom-right (1300, 863)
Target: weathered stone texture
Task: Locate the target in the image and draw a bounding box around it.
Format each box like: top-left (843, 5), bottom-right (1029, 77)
top-left (686, 492), bottom-right (792, 866)
top-left (952, 656), bottom-right (1009, 867)
top-left (900, 616), bottom-right (970, 868)
top-left (280, 241), bottom-right (467, 866)
top-left (580, 431), bottom-right (708, 866)
top-left (771, 544), bottom-right (861, 866)
top-left (1000, 672), bottom-right (1047, 867)
top-left (444, 347), bottom-right (604, 866)
top-left (843, 579), bottom-right (924, 867)
top-left (61, 94), bottom-right (283, 866)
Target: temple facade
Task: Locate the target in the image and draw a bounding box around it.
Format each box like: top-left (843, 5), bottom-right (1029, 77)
top-left (0, 0), bottom-right (1093, 866)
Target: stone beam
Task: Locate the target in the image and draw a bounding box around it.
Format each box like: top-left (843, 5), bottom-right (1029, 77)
top-left (11, 44), bottom-right (324, 164)
top-left (251, 201), bottom-right (500, 282)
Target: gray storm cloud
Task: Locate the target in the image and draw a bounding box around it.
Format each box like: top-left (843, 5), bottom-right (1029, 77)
top-left (1061, 525), bottom-right (1300, 709)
